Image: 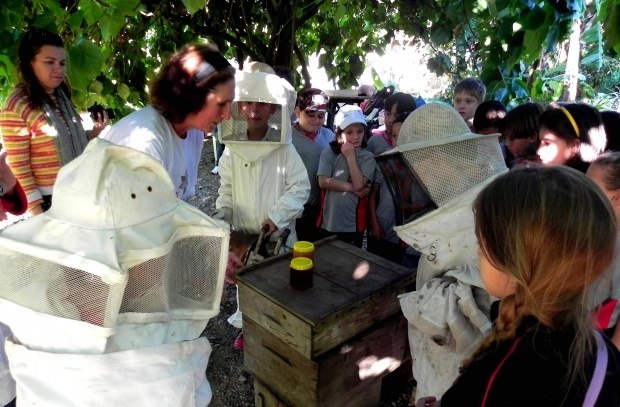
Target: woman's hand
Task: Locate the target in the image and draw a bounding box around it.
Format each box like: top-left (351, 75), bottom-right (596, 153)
top-left (89, 110), bottom-right (109, 139)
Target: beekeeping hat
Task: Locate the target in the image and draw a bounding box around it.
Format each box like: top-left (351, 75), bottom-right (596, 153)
top-left (0, 138), bottom-right (229, 354)
top-left (377, 103), bottom-right (507, 270)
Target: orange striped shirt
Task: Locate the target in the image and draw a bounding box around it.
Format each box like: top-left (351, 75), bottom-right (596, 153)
top-left (0, 88), bottom-right (61, 209)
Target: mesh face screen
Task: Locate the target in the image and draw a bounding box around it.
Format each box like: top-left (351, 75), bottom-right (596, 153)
top-left (120, 236), bottom-right (223, 314)
top-left (220, 102), bottom-right (284, 143)
top-left (0, 248), bottom-right (120, 327)
top-left (376, 153), bottom-right (437, 226)
top-left (402, 137), bottom-right (506, 206)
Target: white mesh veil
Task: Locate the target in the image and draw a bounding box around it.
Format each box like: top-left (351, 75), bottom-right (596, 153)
top-left (0, 138), bottom-right (229, 354)
top-left (219, 71), bottom-right (295, 146)
top-left (385, 103), bottom-right (508, 270)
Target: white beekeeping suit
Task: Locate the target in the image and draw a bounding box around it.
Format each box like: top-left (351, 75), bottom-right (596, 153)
top-left (0, 138), bottom-right (229, 406)
top-left (213, 71), bottom-right (309, 329)
top-left (376, 103), bottom-right (508, 401)
top-left (214, 71), bottom-right (309, 246)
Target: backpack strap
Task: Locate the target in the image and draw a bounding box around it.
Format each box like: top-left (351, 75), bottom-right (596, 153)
top-left (583, 331), bottom-right (609, 407)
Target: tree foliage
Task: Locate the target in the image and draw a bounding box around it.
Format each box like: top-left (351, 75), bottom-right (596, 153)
top-left (396, 0), bottom-right (620, 106)
top-left (1, 0), bottom-right (619, 114)
top-left (0, 0), bottom-right (404, 114)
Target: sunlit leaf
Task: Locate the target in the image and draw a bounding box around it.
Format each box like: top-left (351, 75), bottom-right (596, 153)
top-left (181, 0), bottom-right (206, 15)
top-left (117, 83), bottom-right (130, 100)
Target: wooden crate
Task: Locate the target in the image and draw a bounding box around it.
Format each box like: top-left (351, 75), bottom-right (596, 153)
top-left (236, 238), bottom-right (415, 406)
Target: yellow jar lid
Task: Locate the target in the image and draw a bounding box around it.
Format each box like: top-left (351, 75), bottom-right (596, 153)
top-left (290, 257), bottom-right (313, 271)
top-left (293, 241), bottom-right (315, 253)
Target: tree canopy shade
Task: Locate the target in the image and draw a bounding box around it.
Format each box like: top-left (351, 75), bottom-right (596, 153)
top-left (1, 0), bottom-right (619, 113)
top-left (396, 0), bottom-right (620, 104)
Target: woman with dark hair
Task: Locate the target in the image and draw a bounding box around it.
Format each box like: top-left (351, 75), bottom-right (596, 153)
top-left (0, 28), bottom-right (106, 215)
top-left (537, 103), bottom-right (607, 173)
top-left (102, 43), bottom-right (236, 201)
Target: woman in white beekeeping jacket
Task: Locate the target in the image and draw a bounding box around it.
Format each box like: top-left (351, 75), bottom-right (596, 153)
top-left (213, 71), bottom-right (310, 344)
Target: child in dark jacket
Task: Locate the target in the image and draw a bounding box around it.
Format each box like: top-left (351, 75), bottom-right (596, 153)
top-left (418, 166), bottom-right (620, 406)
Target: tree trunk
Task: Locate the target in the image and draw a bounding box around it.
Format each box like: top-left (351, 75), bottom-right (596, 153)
top-left (270, 0), bottom-right (295, 70)
top-left (561, 17), bottom-right (582, 102)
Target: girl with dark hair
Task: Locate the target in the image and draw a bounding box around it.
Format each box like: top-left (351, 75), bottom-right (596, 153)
top-left (0, 28), bottom-right (106, 215)
top-left (503, 102), bottom-right (543, 168)
top-left (537, 103), bottom-right (606, 172)
top-left (419, 166), bottom-right (620, 406)
top-left (103, 43), bottom-right (236, 201)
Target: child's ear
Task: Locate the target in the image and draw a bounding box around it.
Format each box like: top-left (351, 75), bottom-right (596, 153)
top-left (294, 106), bottom-right (302, 119)
top-left (609, 189), bottom-right (620, 205)
top-left (569, 139), bottom-right (581, 155)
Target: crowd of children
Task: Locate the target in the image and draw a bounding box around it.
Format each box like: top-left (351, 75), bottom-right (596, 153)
top-left (3, 38), bottom-right (620, 405)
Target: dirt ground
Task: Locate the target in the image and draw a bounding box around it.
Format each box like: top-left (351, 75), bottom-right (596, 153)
top-left (189, 138), bottom-right (415, 407)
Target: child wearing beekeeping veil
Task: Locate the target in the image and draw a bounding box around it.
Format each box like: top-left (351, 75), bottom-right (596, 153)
top-left (213, 71), bottom-right (310, 348)
top-left (378, 103), bottom-right (509, 403)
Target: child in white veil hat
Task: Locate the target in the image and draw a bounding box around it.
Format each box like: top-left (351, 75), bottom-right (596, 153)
top-left (377, 102), bottom-right (507, 401)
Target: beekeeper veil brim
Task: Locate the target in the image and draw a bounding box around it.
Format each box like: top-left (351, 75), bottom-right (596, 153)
top-left (378, 103), bottom-right (508, 269)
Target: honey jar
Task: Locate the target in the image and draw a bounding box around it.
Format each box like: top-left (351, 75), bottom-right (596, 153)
top-left (290, 257), bottom-right (314, 290)
top-left (293, 241), bottom-right (315, 261)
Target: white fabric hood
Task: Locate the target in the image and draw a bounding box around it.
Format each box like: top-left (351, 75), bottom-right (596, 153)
top-left (0, 138), bottom-right (230, 354)
top-left (219, 71), bottom-right (296, 162)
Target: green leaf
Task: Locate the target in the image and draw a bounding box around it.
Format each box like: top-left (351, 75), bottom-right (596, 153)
top-left (545, 24), bottom-right (561, 52)
top-left (88, 80), bottom-right (104, 94)
top-left (334, 3), bottom-right (346, 21)
top-left (523, 27), bottom-right (547, 64)
top-left (108, 0), bottom-right (140, 15)
top-left (0, 0), bottom-right (25, 28)
top-left (182, 0), bottom-right (205, 14)
top-left (581, 52), bottom-right (600, 66)
top-left (0, 55), bottom-right (17, 84)
top-left (370, 67), bottom-right (384, 89)
top-left (100, 15), bottom-right (125, 41)
top-left (117, 83), bottom-right (130, 100)
top-left (603, 0), bottom-right (620, 53)
top-left (494, 86), bottom-right (508, 103)
top-left (67, 37), bottom-right (104, 93)
top-left (67, 10), bottom-right (85, 31)
top-left (521, 6), bottom-right (547, 30)
top-left (79, 0), bottom-right (105, 26)
top-left (430, 23), bottom-right (452, 46)
top-left (511, 78), bottom-right (529, 98)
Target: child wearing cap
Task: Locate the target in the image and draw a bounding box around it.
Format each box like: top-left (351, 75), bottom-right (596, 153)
top-left (316, 105), bottom-right (376, 248)
top-left (294, 88), bottom-right (335, 151)
top-left (292, 88), bottom-right (335, 241)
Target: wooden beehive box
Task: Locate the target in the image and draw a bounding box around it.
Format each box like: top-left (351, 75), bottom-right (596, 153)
top-left (236, 238), bottom-right (416, 406)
